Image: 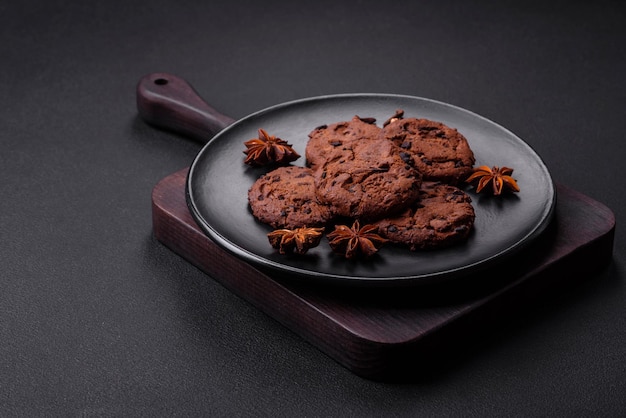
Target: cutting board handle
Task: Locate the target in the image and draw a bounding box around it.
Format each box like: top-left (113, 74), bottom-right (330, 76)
top-left (136, 73), bottom-right (236, 143)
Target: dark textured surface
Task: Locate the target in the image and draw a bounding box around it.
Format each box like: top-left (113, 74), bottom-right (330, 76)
top-left (1, 0), bottom-right (625, 416)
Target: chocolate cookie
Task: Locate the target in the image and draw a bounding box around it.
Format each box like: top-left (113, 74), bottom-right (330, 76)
top-left (313, 135), bottom-right (421, 220)
top-left (248, 166), bottom-right (333, 229)
top-left (305, 116), bottom-right (382, 170)
top-left (374, 182), bottom-right (475, 250)
top-left (380, 117), bottom-right (475, 185)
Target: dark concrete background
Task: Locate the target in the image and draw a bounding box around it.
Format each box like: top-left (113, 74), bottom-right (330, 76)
top-left (2, 1), bottom-right (624, 415)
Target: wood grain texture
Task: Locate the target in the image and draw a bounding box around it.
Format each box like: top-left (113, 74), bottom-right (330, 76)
top-left (136, 73), bottom-right (235, 143)
top-left (152, 168), bottom-right (615, 380)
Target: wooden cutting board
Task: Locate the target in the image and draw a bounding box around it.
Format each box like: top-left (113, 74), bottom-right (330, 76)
top-left (152, 168), bottom-right (615, 381)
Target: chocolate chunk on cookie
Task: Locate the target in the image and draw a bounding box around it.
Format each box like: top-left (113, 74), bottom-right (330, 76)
top-left (313, 135), bottom-right (422, 220)
top-left (248, 166), bottom-right (333, 229)
top-left (305, 116), bottom-right (382, 170)
top-left (380, 117), bottom-right (475, 185)
top-left (374, 182), bottom-right (475, 250)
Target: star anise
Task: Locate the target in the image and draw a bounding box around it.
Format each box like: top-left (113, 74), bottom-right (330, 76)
top-left (243, 128), bottom-right (301, 166)
top-left (326, 220), bottom-right (388, 259)
top-left (267, 226), bottom-right (324, 255)
top-left (466, 165), bottom-right (520, 195)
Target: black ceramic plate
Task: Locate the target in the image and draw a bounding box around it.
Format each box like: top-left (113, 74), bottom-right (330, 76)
top-left (186, 94), bottom-right (555, 286)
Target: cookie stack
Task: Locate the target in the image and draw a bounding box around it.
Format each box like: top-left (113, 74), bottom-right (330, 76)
top-left (247, 112), bottom-right (476, 251)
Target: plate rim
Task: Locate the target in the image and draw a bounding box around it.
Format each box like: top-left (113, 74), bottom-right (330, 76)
top-left (186, 92), bottom-right (556, 285)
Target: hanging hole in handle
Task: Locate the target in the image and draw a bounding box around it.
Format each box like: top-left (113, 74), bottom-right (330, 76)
top-left (154, 78), bottom-right (168, 85)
